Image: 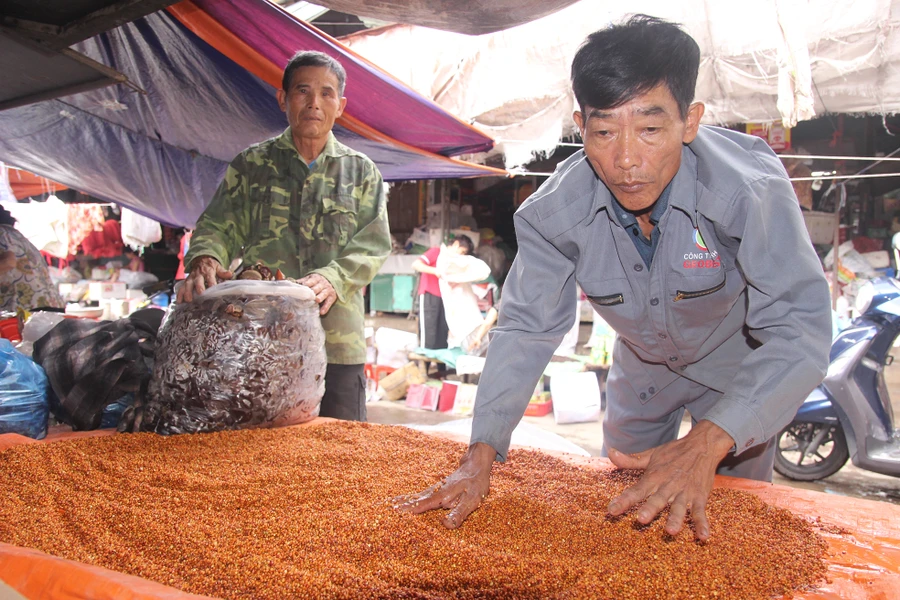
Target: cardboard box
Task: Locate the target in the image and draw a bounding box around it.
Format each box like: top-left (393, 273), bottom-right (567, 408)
top-left (376, 362), bottom-right (426, 402)
top-left (88, 281), bottom-right (127, 300)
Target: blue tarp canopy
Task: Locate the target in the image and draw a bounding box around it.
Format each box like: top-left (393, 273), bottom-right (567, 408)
top-left (0, 1), bottom-right (502, 228)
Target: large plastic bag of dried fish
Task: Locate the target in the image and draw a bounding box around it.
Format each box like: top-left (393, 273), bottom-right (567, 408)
top-left (141, 280), bottom-right (326, 435)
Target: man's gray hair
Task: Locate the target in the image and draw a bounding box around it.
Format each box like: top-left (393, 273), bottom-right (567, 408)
top-left (282, 50), bottom-right (347, 96)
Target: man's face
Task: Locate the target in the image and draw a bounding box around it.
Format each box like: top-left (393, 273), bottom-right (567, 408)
top-left (573, 85), bottom-right (704, 213)
top-left (277, 65), bottom-right (347, 143)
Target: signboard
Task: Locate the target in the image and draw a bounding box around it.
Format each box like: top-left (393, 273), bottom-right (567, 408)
top-left (746, 122), bottom-right (792, 151)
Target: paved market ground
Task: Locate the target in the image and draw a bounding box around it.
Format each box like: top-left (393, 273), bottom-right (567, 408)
top-left (366, 313), bottom-right (900, 506)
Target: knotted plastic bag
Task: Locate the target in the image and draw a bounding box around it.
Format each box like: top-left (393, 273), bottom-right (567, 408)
top-left (0, 338), bottom-right (49, 439)
top-left (142, 281), bottom-right (326, 434)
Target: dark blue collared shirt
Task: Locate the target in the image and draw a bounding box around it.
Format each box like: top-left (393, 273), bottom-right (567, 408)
top-left (611, 182), bottom-right (672, 268)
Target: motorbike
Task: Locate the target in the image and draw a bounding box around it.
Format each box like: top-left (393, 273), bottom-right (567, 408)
top-left (774, 277), bottom-right (900, 481)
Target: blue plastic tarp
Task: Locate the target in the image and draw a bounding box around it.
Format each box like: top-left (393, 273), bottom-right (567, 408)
top-left (0, 6), bottom-right (501, 228)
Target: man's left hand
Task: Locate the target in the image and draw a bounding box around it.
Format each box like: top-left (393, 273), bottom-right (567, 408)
top-left (606, 420), bottom-right (735, 541)
top-left (298, 273), bottom-right (337, 315)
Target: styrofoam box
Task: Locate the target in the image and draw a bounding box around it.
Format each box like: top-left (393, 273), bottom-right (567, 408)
top-left (802, 211), bottom-right (838, 245)
top-left (88, 281), bottom-right (127, 300)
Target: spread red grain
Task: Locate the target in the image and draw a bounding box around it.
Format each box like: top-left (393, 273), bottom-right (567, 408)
top-left (0, 421), bottom-right (827, 599)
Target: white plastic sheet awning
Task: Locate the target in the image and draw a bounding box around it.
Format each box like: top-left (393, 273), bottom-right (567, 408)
top-left (343, 0), bottom-right (900, 167)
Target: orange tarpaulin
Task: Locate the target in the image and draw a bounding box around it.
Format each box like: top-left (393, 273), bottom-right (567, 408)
top-left (1, 421), bottom-right (899, 600)
top-left (166, 1), bottom-right (507, 178)
top-left (5, 168), bottom-right (68, 201)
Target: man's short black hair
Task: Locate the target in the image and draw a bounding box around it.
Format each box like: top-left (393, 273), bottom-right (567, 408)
top-left (453, 235), bottom-right (474, 255)
top-left (571, 15), bottom-right (700, 119)
top-left (282, 51), bottom-right (347, 96)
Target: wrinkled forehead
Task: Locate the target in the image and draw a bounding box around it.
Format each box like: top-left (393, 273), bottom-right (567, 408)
top-left (287, 65), bottom-right (341, 90)
top-left (585, 104), bottom-right (670, 122)
top-left (582, 85), bottom-right (681, 123)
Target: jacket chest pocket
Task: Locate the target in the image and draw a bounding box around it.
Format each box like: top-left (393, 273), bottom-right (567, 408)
top-left (668, 269), bottom-right (741, 347)
top-left (321, 194), bottom-right (358, 247)
top-left (673, 278), bottom-right (725, 302)
top-left (588, 292), bottom-right (624, 306)
top-left (581, 277), bottom-right (635, 337)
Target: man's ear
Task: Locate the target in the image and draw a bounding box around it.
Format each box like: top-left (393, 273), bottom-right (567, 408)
top-left (682, 102), bottom-right (705, 144)
top-left (276, 89), bottom-right (287, 113)
top-left (336, 97), bottom-right (347, 119)
top-left (573, 110), bottom-right (585, 134)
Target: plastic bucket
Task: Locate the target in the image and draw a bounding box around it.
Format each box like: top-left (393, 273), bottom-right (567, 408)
top-left (0, 317), bottom-right (21, 343)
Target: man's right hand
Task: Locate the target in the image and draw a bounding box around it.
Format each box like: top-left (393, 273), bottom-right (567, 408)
top-left (177, 256), bottom-right (233, 303)
top-left (392, 442), bottom-right (495, 529)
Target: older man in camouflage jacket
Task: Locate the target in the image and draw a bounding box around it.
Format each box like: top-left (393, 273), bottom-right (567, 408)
top-left (179, 51), bottom-right (391, 422)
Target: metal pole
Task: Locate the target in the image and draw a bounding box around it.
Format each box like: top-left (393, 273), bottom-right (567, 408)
top-left (831, 184), bottom-right (846, 309)
top-left (440, 180), bottom-right (449, 243)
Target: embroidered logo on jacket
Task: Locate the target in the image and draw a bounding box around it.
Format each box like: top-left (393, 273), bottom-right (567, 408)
top-left (683, 229), bottom-right (721, 269)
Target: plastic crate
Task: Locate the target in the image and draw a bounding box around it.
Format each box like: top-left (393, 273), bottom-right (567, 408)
top-left (524, 399), bottom-right (553, 417)
top-left (364, 363), bottom-right (395, 384)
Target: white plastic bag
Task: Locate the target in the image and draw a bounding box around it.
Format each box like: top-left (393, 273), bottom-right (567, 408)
top-left (21, 311), bottom-right (67, 344)
top-left (3, 196), bottom-right (69, 258)
top-left (120, 207), bottom-right (162, 251)
top-left (115, 269), bottom-right (158, 289)
top-left (550, 372), bottom-right (601, 425)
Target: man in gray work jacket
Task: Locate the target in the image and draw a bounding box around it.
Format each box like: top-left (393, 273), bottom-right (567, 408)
top-left (395, 15), bottom-right (831, 540)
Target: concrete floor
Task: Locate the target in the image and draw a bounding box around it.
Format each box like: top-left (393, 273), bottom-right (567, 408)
top-left (367, 312), bottom-right (900, 506)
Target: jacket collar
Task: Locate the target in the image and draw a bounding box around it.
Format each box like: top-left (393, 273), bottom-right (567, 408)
top-left (274, 127), bottom-right (341, 160)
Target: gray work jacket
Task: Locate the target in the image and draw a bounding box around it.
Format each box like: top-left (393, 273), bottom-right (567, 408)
top-left (471, 126), bottom-right (831, 461)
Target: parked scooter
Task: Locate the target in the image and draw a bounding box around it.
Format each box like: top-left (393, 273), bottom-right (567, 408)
top-left (774, 277), bottom-right (900, 481)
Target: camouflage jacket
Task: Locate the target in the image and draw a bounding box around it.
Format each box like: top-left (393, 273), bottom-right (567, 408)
top-left (185, 128), bottom-right (391, 364)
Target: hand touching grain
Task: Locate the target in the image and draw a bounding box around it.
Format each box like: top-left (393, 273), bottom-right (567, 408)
top-left (393, 442), bottom-right (495, 529)
top-left (606, 420), bottom-right (735, 541)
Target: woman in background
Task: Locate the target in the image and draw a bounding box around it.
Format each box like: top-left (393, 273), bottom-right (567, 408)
top-left (0, 205), bottom-right (64, 314)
